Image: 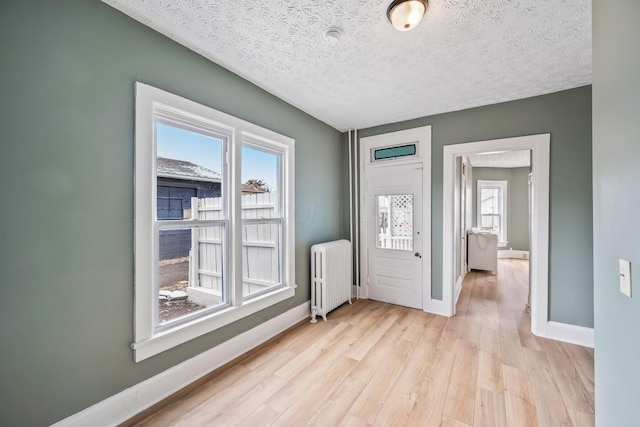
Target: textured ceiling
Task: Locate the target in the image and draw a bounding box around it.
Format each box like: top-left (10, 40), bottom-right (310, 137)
top-left (103, 0), bottom-right (592, 132)
top-left (468, 150), bottom-right (531, 168)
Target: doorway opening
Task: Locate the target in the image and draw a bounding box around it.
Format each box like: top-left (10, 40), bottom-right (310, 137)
top-left (458, 150), bottom-right (532, 310)
top-left (442, 134), bottom-right (550, 337)
top-left (457, 149), bottom-right (534, 341)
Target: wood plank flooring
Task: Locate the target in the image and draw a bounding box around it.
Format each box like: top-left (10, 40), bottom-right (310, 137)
top-left (125, 259), bottom-right (594, 427)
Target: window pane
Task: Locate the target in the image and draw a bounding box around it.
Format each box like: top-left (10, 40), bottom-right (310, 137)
top-left (157, 186), bottom-right (170, 197)
top-left (156, 122), bottom-right (223, 221)
top-left (377, 194), bottom-right (413, 251)
top-left (241, 144), bottom-right (282, 298)
top-left (158, 225), bottom-right (226, 326)
top-left (169, 187), bottom-right (183, 198)
top-left (479, 182), bottom-right (504, 239)
top-left (183, 188), bottom-right (197, 199)
top-left (167, 209), bottom-right (182, 219)
top-left (481, 214), bottom-right (499, 230)
top-left (241, 145), bottom-right (279, 214)
top-left (480, 188), bottom-right (500, 215)
top-left (242, 222), bottom-right (281, 298)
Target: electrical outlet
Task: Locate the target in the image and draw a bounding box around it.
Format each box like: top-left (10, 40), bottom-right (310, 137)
top-left (619, 259), bottom-right (632, 298)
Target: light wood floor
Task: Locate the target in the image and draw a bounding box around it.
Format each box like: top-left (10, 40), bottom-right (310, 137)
top-left (126, 259), bottom-right (594, 427)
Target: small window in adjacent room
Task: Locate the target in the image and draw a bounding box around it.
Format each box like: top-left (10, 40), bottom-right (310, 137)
top-left (133, 82), bottom-right (295, 362)
top-left (477, 180), bottom-right (508, 246)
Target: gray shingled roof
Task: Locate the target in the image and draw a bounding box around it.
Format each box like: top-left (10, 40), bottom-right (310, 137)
top-left (242, 183), bottom-right (268, 193)
top-left (156, 157), bottom-right (221, 181)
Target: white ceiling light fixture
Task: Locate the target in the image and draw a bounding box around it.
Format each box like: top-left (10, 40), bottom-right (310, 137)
top-left (387, 0), bottom-right (428, 32)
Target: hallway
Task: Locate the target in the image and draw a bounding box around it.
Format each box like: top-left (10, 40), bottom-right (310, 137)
top-left (456, 259), bottom-right (594, 426)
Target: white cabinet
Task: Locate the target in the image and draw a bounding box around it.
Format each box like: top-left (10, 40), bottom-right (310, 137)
top-left (467, 230), bottom-right (498, 274)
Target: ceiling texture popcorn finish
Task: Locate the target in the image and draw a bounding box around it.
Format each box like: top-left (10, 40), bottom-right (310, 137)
top-left (103, 0), bottom-right (592, 131)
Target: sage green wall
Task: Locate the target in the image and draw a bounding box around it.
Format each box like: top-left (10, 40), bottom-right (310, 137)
top-left (510, 168), bottom-right (531, 252)
top-left (593, 1), bottom-right (640, 425)
top-left (0, 1), bottom-right (343, 426)
top-left (471, 167), bottom-right (530, 251)
top-left (357, 86), bottom-right (593, 328)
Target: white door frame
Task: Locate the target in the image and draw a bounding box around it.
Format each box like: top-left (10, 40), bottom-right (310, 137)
top-left (442, 134), bottom-right (550, 337)
top-left (359, 126), bottom-right (432, 311)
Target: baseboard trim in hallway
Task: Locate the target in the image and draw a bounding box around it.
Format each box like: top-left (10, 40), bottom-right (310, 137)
top-left (540, 321), bottom-right (595, 348)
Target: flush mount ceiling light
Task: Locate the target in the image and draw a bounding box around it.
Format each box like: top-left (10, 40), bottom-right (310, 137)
top-left (387, 0), bottom-right (428, 32)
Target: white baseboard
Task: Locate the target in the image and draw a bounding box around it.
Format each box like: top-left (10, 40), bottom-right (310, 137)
top-left (454, 276), bottom-right (464, 305)
top-left (52, 302), bottom-right (311, 427)
top-left (538, 321), bottom-right (594, 348)
top-left (423, 298), bottom-right (453, 317)
top-left (498, 250), bottom-right (529, 259)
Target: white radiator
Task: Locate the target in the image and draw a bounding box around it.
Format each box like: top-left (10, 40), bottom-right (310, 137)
top-left (310, 239), bottom-right (353, 323)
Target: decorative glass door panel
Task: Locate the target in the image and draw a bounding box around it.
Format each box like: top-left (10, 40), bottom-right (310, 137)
top-left (376, 194), bottom-right (413, 251)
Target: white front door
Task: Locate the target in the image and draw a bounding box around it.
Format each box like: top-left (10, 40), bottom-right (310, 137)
top-left (366, 163), bottom-right (423, 309)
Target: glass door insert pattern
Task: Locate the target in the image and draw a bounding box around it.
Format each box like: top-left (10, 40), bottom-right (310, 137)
top-left (376, 194), bottom-right (414, 251)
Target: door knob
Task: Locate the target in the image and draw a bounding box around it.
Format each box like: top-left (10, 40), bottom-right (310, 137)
top-left (414, 252), bottom-right (422, 258)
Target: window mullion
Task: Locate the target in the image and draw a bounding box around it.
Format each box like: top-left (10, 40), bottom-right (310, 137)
top-left (241, 218), bottom-right (283, 225)
top-left (230, 131), bottom-right (243, 306)
top-left (156, 219), bottom-right (227, 230)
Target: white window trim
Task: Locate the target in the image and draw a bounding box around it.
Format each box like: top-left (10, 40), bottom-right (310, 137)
top-left (133, 82), bottom-right (295, 362)
top-left (476, 180), bottom-right (508, 246)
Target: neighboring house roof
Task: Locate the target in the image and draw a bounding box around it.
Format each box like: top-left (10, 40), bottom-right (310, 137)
top-left (156, 157), bottom-right (221, 182)
top-left (242, 183), bottom-right (268, 194)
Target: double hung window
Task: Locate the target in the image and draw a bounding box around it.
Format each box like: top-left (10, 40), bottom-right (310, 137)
top-left (133, 83), bottom-right (295, 362)
top-left (477, 180), bottom-right (508, 246)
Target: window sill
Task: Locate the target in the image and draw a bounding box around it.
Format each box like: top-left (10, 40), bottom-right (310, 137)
top-left (132, 285), bottom-right (296, 362)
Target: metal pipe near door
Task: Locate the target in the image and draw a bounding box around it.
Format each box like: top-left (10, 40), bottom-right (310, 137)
top-left (348, 130), bottom-right (355, 297)
top-left (354, 129), bottom-right (360, 299)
